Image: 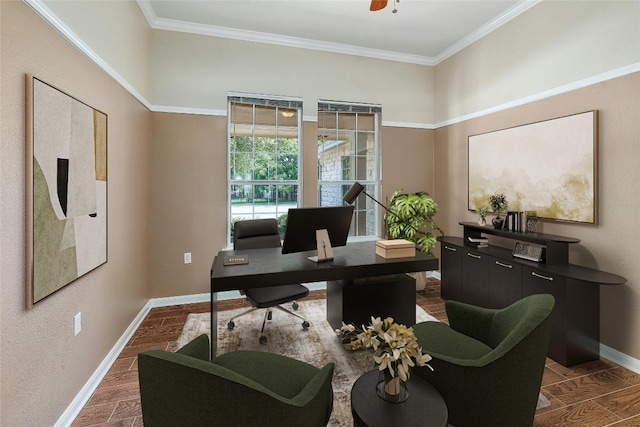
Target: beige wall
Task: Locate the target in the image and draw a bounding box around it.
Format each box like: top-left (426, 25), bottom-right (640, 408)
top-left (381, 126), bottom-right (435, 201)
top-left (0, 2), bottom-right (151, 425)
top-left (151, 29), bottom-right (435, 124)
top-left (149, 113), bottom-right (227, 297)
top-left (433, 72), bottom-right (640, 359)
top-left (149, 115), bottom-right (433, 297)
top-left (434, 1), bottom-right (640, 123)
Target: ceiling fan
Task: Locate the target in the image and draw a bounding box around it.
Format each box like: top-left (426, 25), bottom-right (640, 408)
top-left (370, 0), bottom-right (399, 13)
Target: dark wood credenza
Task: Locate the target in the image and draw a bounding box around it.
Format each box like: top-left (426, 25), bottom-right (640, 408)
top-left (438, 222), bottom-right (626, 367)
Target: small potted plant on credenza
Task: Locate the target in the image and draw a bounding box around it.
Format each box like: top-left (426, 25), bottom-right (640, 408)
top-left (489, 192), bottom-right (508, 229)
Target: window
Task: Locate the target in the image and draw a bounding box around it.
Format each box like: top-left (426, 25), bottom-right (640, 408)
top-left (228, 95), bottom-right (302, 243)
top-left (317, 101), bottom-right (381, 238)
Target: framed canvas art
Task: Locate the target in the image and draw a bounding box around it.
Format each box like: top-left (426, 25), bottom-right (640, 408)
top-left (25, 74), bottom-right (108, 308)
top-left (468, 111), bottom-right (598, 224)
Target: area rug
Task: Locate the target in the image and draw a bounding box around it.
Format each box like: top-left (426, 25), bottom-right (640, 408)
top-left (176, 299), bottom-right (550, 426)
top-left (176, 299), bottom-right (437, 426)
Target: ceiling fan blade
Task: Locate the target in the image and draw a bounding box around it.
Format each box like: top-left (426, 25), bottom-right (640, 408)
top-left (370, 0), bottom-right (388, 11)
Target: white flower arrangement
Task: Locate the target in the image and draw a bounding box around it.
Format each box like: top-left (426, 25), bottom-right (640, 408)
top-left (336, 316), bottom-right (433, 382)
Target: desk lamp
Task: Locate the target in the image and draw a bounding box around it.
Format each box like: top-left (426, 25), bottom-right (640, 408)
top-left (342, 182), bottom-right (418, 235)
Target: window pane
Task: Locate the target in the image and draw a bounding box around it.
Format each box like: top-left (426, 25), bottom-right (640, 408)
top-left (231, 103), bottom-right (254, 125)
top-left (318, 184), bottom-right (348, 207)
top-left (358, 114), bottom-right (375, 131)
top-left (254, 152), bottom-right (276, 179)
top-left (318, 111), bottom-right (336, 129)
top-left (277, 154), bottom-right (298, 180)
top-left (230, 152), bottom-right (253, 179)
top-left (231, 135), bottom-right (253, 152)
top-left (278, 108), bottom-right (298, 127)
top-left (230, 184), bottom-right (253, 205)
top-left (276, 184), bottom-right (297, 206)
top-left (338, 114), bottom-right (356, 130)
top-left (318, 129), bottom-right (338, 143)
top-left (278, 138), bottom-right (298, 154)
top-left (356, 133), bottom-right (372, 154)
top-left (255, 105), bottom-right (276, 126)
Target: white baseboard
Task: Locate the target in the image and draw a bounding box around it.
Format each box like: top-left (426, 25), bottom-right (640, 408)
top-left (54, 299), bottom-right (154, 427)
top-left (428, 270), bottom-right (442, 280)
top-left (54, 283), bottom-right (326, 425)
top-left (601, 343), bottom-right (640, 375)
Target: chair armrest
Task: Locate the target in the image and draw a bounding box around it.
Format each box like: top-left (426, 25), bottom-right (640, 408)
top-left (175, 333), bottom-right (210, 361)
top-left (289, 363), bottom-right (334, 407)
top-left (445, 300), bottom-right (497, 345)
top-left (139, 350), bottom-right (333, 427)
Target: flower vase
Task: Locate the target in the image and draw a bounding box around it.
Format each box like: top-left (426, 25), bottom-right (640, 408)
top-left (492, 216), bottom-right (504, 229)
top-left (376, 370), bottom-right (409, 403)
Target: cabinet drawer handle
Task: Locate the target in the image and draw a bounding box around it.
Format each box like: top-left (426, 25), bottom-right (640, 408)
top-left (467, 253), bottom-right (481, 259)
top-left (495, 261), bottom-right (513, 269)
top-left (444, 245), bottom-right (457, 252)
top-left (532, 272), bottom-right (554, 281)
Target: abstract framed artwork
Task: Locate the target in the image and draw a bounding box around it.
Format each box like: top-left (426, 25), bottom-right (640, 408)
top-left (25, 74), bottom-right (108, 308)
top-left (468, 110), bottom-right (598, 224)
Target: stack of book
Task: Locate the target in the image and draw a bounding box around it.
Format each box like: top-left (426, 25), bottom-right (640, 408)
top-left (466, 236), bottom-right (489, 248)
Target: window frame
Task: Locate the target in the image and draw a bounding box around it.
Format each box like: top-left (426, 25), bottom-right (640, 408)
top-left (317, 100), bottom-right (382, 239)
top-left (227, 93), bottom-right (303, 245)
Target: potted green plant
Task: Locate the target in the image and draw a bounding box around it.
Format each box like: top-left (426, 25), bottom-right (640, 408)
top-left (385, 190), bottom-right (443, 290)
top-left (489, 193), bottom-right (508, 229)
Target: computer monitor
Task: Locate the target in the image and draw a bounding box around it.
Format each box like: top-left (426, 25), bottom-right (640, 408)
top-left (282, 205), bottom-right (355, 261)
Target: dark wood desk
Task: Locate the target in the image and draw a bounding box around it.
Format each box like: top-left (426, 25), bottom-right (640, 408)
top-left (351, 370), bottom-right (448, 427)
top-left (210, 241), bottom-right (438, 354)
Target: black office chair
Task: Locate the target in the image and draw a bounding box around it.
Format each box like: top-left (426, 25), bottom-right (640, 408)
top-left (228, 218), bottom-right (310, 344)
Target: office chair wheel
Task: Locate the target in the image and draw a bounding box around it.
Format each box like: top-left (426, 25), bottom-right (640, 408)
top-left (259, 335), bottom-right (268, 344)
top-left (292, 302), bottom-right (299, 310)
top-left (227, 321), bottom-right (235, 330)
top-left (302, 321), bottom-right (310, 330)
top-left (267, 311), bottom-right (273, 321)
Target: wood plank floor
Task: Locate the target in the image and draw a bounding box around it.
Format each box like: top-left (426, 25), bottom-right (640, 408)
top-left (72, 279), bottom-right (640, 426)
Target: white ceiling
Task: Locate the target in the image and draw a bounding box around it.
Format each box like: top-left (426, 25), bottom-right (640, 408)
top-left (138, 0), bottom-right (539, 65)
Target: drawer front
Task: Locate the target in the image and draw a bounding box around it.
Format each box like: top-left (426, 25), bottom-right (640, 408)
top-left (522, 266), bottom-right (566, 364)
top-left (488, 256), bottom-right (522, 309)
top-left (441, 243), bottom-right (463, 301)
top-left (462, 249), bottom-right (489, 307)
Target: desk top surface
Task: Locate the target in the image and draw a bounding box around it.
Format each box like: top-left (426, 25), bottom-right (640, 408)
top-left (211, 241), bottom-right (438, 292)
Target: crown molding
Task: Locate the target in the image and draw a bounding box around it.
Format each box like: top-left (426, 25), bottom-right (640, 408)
top-left (136, 0), bottom-right (538, 67)
top-left (136, 0), bottom-right (433, 64)
top-left (434, 0), bottom-right (541, 64)
top-left (149, 15), bottom-right (436, 66)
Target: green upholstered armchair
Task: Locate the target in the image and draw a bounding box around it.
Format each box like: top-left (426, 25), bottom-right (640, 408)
top-left (138, 334), bottom-right (334, 427)
top-left (412, 294), bottom-right (554, 427)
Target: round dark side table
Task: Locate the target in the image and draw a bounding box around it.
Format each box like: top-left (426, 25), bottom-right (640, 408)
top-left (351, 370), bottom-right (448, 427)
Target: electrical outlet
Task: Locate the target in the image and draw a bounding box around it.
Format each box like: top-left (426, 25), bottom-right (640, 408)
top-left (74, 312), bottom-right (82, 336)
top-left (184, 252), bottom-right (192, 264)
